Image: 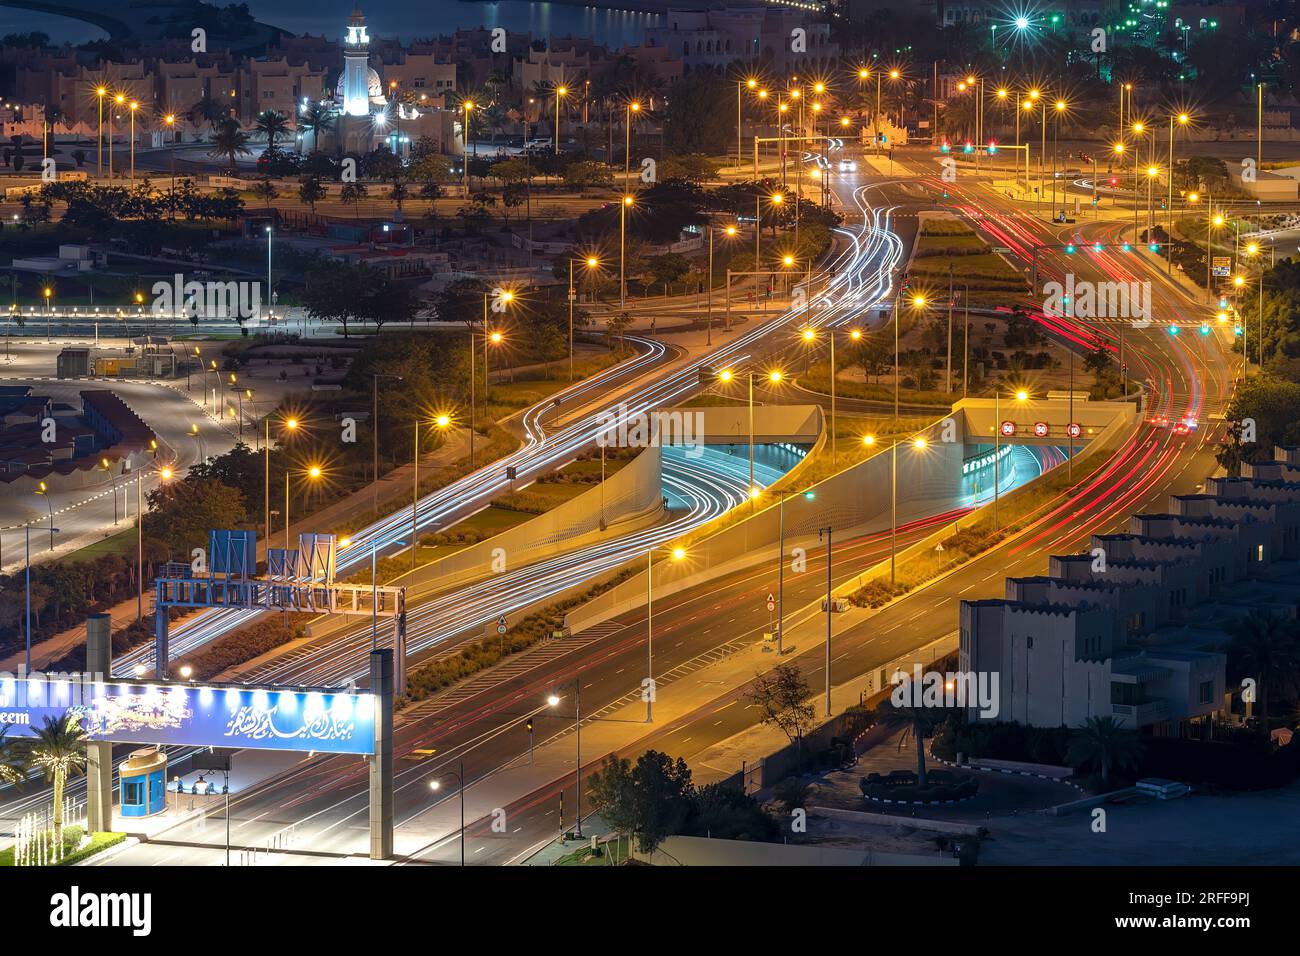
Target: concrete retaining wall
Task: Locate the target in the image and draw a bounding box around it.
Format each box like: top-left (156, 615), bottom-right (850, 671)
top-left (564, 410), bottom-right (962, 634)
top-left (410, 443), bottom-right (665, 599)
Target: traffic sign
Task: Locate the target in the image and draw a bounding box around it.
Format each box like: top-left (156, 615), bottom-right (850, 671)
top-left (1033, 421), bottom-right (1050, 438)
top-left (1066, 422), bottom-right (1082, 439)
top-left (1000, 420), bottom-right (1017, 437)
top-left (766, 592), bottom-right (776, 612)
top-left (496, 615), bottom-right (508, 635)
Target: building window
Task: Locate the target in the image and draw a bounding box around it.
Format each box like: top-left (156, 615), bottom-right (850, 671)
top-left (1198, 679), bottom-right (1214, 705)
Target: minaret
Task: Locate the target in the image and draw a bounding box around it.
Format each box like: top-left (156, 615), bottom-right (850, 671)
top-left (342, 7), bottom-right (372, 117)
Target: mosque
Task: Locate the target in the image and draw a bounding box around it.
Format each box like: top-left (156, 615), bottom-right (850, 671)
top-left (303, 8), bottom-right (456, 159)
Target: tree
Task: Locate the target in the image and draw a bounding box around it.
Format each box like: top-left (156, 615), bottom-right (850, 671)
top-left (142, 477), bottom-right (246, 560)
top-left (747, 663), bottom-right (817, 769)
top-left (586, 754), bottom-right (636, 836)
top-left (1065, 715), bottom-right (1143, 787)
top-left (207, 118), bottom-right (251, 172)
top-left (875, 699), bottom-right (944, 787)
top-left (298, 176), bottom-right (326, 211)
top-left (254, 109), bottom-right (289, 152)
top-left (647, 252), bottom-right (691, 296)
top-left (340, 182), bottom-right (368, 220)
top-left (252, 179), bottom-right (278, 206)
top-left (297, 103), bottom-right (335, 145)
top-left (1231, 611), bottom-right (1300, 737)
top-left (388, 180), bottom-right (410, 212)
top-left (664, 72), bottom-right (732, 154)
top-left (1083, 344), bottom-right (1112, 376)
top-left (26, 714), bottom-right (86, 840)
top-left (189, 94), bottom-right (225, 131)
top-left (586, 750), bottom-right (693, 857)
top-left (0, 724), bottom-right (26, 786)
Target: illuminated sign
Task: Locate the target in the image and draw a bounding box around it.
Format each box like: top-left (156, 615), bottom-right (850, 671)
top-left (0, 678), bottom-right (374, 755)
top-left (1000, 420), bottom-right (1016, 437)
top-left (1066, 423), bottom-right (1082, 439)
top-left (1033, 421), bottom-right (1050, 437)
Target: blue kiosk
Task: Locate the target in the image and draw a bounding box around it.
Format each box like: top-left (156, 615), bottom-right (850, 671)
top-left (120, 748), bottom-right (168, 817)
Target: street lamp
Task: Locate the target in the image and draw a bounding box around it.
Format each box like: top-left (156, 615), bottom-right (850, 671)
top-left (644, 544), bottom-right (686, 722)
top-left (619, 193), bottom-right (634, 309)
top-left (461, 99), bottom-right (475, 195)
top-left (95, 86), bottom-right (106, 179)
top-left (284, 464), bottom-right (323, 552)
top-left (568, 255), bottom-right (600, 379)
top-left (719, 367), bottom-right (784, 491)
top-left (411, 413), bottom-right (453, 570)
top-left (111, 92), bottom-right (124, 182)
top-left (625, 99), bottom-right (641, 176)
top-left (427, 764), bottom-right (466, 866)
top-left (265, 414), bottom-right (298, 544)
top-left (554, 84), bottom-right (568, 156)
top-left (993, 388), bottom-right (1030, 529)
top-left (547, 683), bottom-right (584, 838)
top-left (706, 224), bottom-right (737, 346)
top-left (128, 100), bottom-right (138, 180)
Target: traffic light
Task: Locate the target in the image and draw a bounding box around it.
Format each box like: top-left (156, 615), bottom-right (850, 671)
top-left (987, 142), bottom-right (998, 154)
top-left (1065, 243), bottom-right (1076, 254)
top-left (1200, 324), bottom-right (1210, 335)
top-left (963, 142), bottom-right (973, 153)
top-left (525, 717), bottom-right (534, 733)
top-left (1121, 242), bottom-right (1132, 252)
top-left (1168, 324), bottom-right (1179, 335)
top-left (940, 141), bottom-right (950, 153)
top-left (1093, 242), bottom-right (1103, 253)
top-left (1148, 242), bottom-right (1161, 252)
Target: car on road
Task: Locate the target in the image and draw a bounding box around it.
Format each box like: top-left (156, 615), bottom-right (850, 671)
top-left (838, 159), bottom-right (857, 172)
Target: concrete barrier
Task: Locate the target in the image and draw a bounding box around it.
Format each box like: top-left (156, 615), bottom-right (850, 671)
top-left (811, 805), bottom-right (984, 837)
top-left (399, 443), bottom-right (664, 601)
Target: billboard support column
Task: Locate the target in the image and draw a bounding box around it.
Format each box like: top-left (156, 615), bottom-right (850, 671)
top-left (369, 649), bottom-right (394, 860)
top-left (85, 613), bottom-right (113, 833)
top-left (154, 604), bottom-right (170, 680)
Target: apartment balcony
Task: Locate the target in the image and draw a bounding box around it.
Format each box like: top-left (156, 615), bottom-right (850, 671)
top-left (1111, 698), bottom-right (1169, 727)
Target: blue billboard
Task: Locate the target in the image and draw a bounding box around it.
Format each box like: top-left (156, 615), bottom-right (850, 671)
top-left (0, 677), bottom-right (375, 755)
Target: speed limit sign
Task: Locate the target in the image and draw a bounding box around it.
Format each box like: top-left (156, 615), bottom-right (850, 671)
top-left (496, 615), bottom-right (507, 635)
top-left (765, 592), bottom-right (776, 612)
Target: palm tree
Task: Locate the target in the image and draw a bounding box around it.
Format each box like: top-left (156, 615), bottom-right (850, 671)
top-left (876, 702), bottom-right (943, 787)
top-left (254, 109), bottom-right (289, 152)
top-left (27, 714), bottom-right (87, 839)
top-left (207, 118), bottom-right (251, 172)
top-left (1232, 611), bottom-right (1300, 736)
top-left (298, 176), bottom-right (326, 212)
top-left (340, 182), bottom-right (368, 220)
top-left (297, 102), bottom-right (336, 152)
top-left (189, 94), bottom-right (225, 131)
top-left (388, 180), bottom-right (409, 212)
top-left (1066, 716), bottom-right (1143, 787)
top-left (0, 724), bottom-right (27, 786)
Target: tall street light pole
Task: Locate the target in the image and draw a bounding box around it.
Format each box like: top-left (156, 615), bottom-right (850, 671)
top-left (265, 415), bottom-right (297, 545)
top-left (818, 525), bottom-right (832, 716)
top-left (427, 763), bottom-right (466, 866)
top-left (568, 256), bottom-right (598, 380)
top-left (619, 193), bottom-right (633, 310)
top-left (412, 415), bottom-right (451, 570)
top-left (644, 545), bottom-right (686, 722)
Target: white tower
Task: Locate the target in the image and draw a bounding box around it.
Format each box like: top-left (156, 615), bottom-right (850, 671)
top-left (341, 8), bottom-right (373, 118)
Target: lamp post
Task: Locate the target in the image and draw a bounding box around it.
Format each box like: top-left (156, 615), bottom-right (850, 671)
top-left (264, 415), bottom-right (297, 544)
top-left (95, 86), bottom-right (106, 179)
top-left (411, 414), bottom-right (452, 570)
top-left (707, 224), bottom-right (737, 346)
top-left (554, 84), bottom-right (568, 156)
top-left (284, 464), bottom-right (323, 553)
top-left (568, 256), bottom-right (599, 379)
top-left (737, 78), bottom-right (756, 169)
top-left (993, 388), bottom-right (1030, 529)
top-left (164, 113), bottom-right (177, 209)
top-left (769, 487), bottom-right (814, 656)
top-left (800, 326), bottom-right (843, 465)
top-left (264, 226), bottom-right (273, 319)
top-left (124, 461), bottom-right (172, 621)
top-left (1130, 121), bottom-right (1147, 236)
top-left (625, 99), bottom-right (640, 177)
top-left (111, 92), bottom-right (124, 182)
top-left (817, 524), bottom-right (833, 716)
top-left (719, 367), bottom-right (783, 492)
top-left (427, 763), bottom-right (465, 866)
top-left (1168, 112), bottom-right (1190, 273)
top-left (547, 683), bottom-right (583, 838)
top-left (644, 544), bottom-right (686, 722)
top-left (461, 99), bottom-right (474, 195)
top-left (128, 100), bottom-right (138, 180)
top-left (619, 193), bottom-right (634, 309)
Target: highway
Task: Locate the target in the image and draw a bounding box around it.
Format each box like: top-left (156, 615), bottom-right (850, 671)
top-left (24, 140), bottom-right (1238, 866)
